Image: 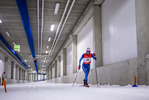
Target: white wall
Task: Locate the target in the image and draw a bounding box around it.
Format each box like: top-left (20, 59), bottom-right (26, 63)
top-left (77, 17), bottom-right (94, 70)
top-left (0, 53), bottom-right (5, 78)
top-left (101, 0), bottom-right (137, 65)
top-left (17, 66), bottom-right (19, 80)
top-left (35, 74), bottom-right (37, 81)
top-left (29, 73), bottom-right (32, 81)
top-left (32, 74), bottom-right (34, 81)
top-left (49, 70), bottom-right (52, 79)
top-left (66, 43), bottom-right (73, 75)
top-left (7, 58), bottom-right (11, 79)
top-left (52, 66), bottom-right (55, 78)
top-left (13, 63), bottom-right (17, 79)
top-left (61, 54), bottom-right (63, 76)
top-left (38, 74), bottom-right (40, 80)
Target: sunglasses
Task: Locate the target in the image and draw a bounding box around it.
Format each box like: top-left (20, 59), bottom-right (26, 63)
top-left (87, 50), bottom-right (90, 52)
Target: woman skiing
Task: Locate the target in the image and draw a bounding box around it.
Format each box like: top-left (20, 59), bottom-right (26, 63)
top-left (78, 47), bottom-right (97, 87)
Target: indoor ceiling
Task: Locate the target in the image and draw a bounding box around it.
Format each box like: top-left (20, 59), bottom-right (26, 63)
top-left (0, 0), bottom-right (96, 73)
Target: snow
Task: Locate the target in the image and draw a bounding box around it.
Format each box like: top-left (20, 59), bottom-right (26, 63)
top-left (0, 82), bottom-right (149, 100)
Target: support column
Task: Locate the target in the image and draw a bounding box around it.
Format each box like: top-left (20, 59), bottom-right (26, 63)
top-left (57, 56), bottom-right (61, 77)
top-left (22, 69), bottom-right (24, 80)
top-left (19, 67), bottom-right (21, 80)
top-left (93, 5), bottom-right (102, 67)
top-left (11, 62), bottom-right (14, 79)
top-left (36, 73), bottom-right (38, 81)
top-left (55, 60), bottom-right (57, 78)
top-left (13, 63), bottom-right (17, 80)
top-left (135, 0), bottom-right (149, 85)
top-left (24, 70), bottom-right (25, 80)
top-left (50, 68), bottom-right (52, 79)
top-left (63, 48), bottom-right (67, 75)
top-left (34, 73), bottom-right (36, 81)
top-left (71, 35), bottom-right (77, 73)
top-left (28, 73), bottom-right (30, 81)
top-left (32, 73), bottom-right (34, 81)
top-left (25, 71), bottom-right (28, 81)
top-left (16, 65), bottom-right (19, 80)
top-left (46, 70), bottom-right (49, 80)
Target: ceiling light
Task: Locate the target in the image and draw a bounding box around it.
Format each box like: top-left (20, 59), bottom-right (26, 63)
top-left (24, 60), bottom-right (27, 62)
top-left (0, 19), bottom-right (2, 23)
top-left (5, 31), bottom-right (11, 37)
top-left (45, 51), bottom-right (48, 54)
top-left (47, 45), bottom-right (49, 48)
top-left (45, 58), bottom-right (46, 60)
top-left (50, 24), bottom-right (55, 31)
top-left (44, 60), bottom-right (46, 63)
top-left (12, 42), bottom-right (16, 45)
top-left (28, 65), bottom-right (30, 67)
top-left (54, 3), bottom-right (60, 15)
top-left (30, 69), bottom-right (32, 70)
top-left (48, 37), bottom-right (51, 42)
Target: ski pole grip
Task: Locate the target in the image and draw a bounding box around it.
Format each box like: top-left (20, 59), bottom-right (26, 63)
top-left (93, 53), bottom-right (96, 56)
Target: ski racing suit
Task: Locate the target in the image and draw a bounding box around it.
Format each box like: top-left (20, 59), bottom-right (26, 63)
top-left (79, 53), bottom-right (96, 84)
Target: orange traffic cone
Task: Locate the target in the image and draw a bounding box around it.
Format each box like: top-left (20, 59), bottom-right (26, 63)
top-left (132, 75), bottom-right (138, 87)
top-left (3, 80), bottom-right (7, 93)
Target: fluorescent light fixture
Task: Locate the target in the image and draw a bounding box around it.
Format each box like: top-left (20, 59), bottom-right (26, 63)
top-left (50, 24), bottom-right (55, 31)
top-left (44, 60), bottom-right (46, 63)
top-left (47, 45), bottom-right (49, 48)
top-left (5, 31), bottom-right (10, 37)
top-left (24, 60), bottom-right (27, 62)
top-left (45, 58), bottom-right (46, 60)
top-left (0, 19), bottom-right (2, 23)
top-left (12, 42), bottom-right (16, 45)
top-left (45, 51), bottom-right (48, 54)
top-left (54, 3), bottom-right (60, 15)
top-left (48, 37), bottom-right (51, 42)
top-left (30, 69), bottom-right (32, 70)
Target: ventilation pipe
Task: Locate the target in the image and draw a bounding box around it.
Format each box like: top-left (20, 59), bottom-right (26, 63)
top-left (16, 0), bottom-right (38, 73)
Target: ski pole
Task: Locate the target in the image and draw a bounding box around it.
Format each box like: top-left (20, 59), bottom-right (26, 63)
top-left (93, 53), bottom-right (99, 87)
top-left (95, 65), bottom-right (99, 87)
top-left (72, 70), bottom-right (79, 87)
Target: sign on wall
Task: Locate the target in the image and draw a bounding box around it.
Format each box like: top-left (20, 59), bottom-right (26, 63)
top-left (14, 45), bottom-right (20, 52)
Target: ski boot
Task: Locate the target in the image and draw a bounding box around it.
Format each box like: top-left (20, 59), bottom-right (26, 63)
top-left (84, 82), bottom-right (89, 87)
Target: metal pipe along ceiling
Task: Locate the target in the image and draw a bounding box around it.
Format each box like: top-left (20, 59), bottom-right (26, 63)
top-left (49, 0), bottom-right (70, 55)
top-left (41, 0), bottom-right (44, 55)
top-left (16, 0), bottom-right (38, 72)
top-left (50, 0), bottom-right (76, 56)
top-left (37, 0), bottom-right (39, 55)
top-left (0, 34), bottom-right (28, 68)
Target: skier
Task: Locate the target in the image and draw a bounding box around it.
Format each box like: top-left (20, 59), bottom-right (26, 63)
top-left (2, 72), bottom-right (7, 93)
top-left (78, 47), bottom-right (97, 87)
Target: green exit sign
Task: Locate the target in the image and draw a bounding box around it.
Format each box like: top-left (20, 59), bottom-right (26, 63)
top-left (14, 45), bottom-right (20, 51)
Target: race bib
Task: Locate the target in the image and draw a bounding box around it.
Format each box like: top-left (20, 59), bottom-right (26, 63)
top-left (83, 58), bottom-right (91, 63)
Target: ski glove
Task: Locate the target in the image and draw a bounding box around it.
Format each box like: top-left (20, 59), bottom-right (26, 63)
top-left (93, 53), bottom-right (97, 60)
top-left (93, 53), bottom-right (96, 56)
top-left (78, 65), bottom-right (81, 70)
